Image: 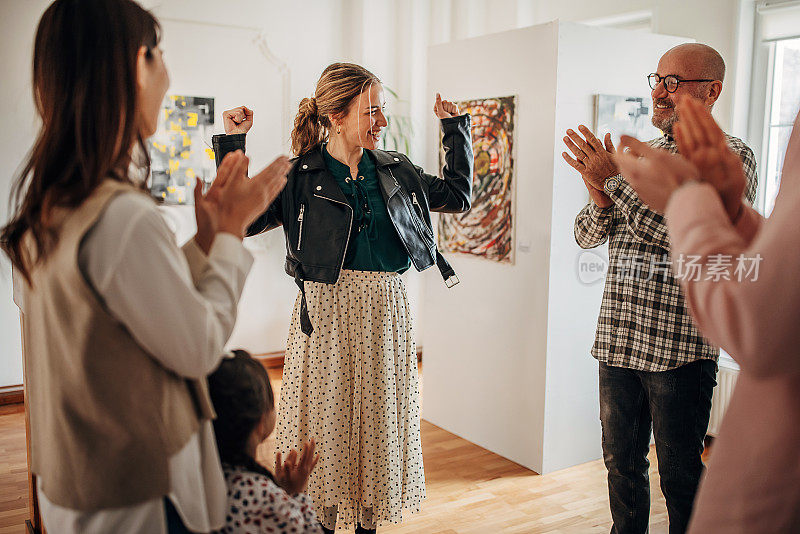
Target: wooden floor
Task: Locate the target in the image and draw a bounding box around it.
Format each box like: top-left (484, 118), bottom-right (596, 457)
top-left (0, 366), bottom-right (670, 533)
top-left (0, 404), bottom-right (28, 534)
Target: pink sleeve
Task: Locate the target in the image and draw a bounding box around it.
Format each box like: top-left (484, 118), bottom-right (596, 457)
top-left (665, 178), bottom-right (800, 378)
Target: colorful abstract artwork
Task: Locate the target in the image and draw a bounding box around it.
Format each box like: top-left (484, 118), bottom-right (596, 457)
top-left (149, 95), bottom-right (216, 204)
top-left (438, 95), bottom-right (516, 264)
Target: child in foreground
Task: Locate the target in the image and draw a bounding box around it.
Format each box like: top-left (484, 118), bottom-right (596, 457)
top-left (209, 350), bottom-right (321, 533)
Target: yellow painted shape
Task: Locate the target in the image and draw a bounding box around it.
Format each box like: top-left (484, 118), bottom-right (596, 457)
top-left (180, 151), bottom-right (190, 159)
top-left (187, 112), bottom-right (198, 127)
top-left (186, 168), bottom-right (196, 179)
top-left (169, 159), bottom-right (180, 173)
top-left (205, 148), bottom-right (215, 160)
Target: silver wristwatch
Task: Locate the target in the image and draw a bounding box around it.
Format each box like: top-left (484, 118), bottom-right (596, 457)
top-left (604, 176), bottom-right (621, 194)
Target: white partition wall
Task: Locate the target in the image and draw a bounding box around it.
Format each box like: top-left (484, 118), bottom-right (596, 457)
top-left (153, 19), bottom-right (298, 355)
top-left (422, 22), bottom-right (687, 474)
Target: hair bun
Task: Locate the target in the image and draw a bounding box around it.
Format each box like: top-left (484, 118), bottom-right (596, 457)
top-left (305, 97), bottom-right (319, 117)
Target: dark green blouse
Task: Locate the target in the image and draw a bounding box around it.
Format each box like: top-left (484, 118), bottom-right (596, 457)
top-left (322, 145), bottom-right (411, 273)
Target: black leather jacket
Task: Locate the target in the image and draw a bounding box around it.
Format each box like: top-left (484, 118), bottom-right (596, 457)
top-left (212, 114), bottom-right (473, 334)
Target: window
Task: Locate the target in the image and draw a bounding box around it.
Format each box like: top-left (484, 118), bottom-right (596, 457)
top-left (753, 1), bottom-right (800, 214)
top-left (760, 37), bottom-right (800, 215)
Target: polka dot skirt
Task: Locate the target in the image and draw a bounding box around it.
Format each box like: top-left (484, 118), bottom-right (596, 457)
top-left (275, 269), bottom-right (425, 531)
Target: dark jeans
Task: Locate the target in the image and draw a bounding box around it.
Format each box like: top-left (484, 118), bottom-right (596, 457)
top-left (599, 359), bottom-right (717, 534)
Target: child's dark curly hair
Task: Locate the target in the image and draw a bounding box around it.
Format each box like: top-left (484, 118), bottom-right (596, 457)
top-left (208, 349), bottom-right (275, 480)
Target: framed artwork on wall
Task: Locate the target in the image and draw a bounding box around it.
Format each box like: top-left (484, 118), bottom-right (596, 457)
top-left (149, 95), bottom-right (216, 205)
top-left (594, 94), bottom-right (661, 145)
top-left (438, 95), bottom-right (516, 264)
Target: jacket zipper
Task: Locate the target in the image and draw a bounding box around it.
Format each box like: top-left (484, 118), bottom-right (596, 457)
top-left (296, 204), bottom-right (305, 251)
top-left (387, 169), bottom-right (436, 266)
top-left (411, 191), bottom-right (434, 237)
top-left (401, 184), bottom-right (434, 241)
top-left (313, 193), bottom-right (353, 275)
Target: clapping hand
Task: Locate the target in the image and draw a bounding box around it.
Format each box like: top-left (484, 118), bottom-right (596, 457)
top-left (673, 95), bottom-right (747, 221)
top-left (614, 136), bottom-right (700, 213)
top-left (562, 125), bottom-right (618, 208)
top-left (194, 151), bottom-right (289, 253)
top-left (275, 439), bottom-right (318, 495)
top-left (433, 93), bottom-right (459, 119)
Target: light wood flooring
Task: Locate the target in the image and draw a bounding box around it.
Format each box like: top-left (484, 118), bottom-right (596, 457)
top-left (0, 366), bottom-right (670, 533)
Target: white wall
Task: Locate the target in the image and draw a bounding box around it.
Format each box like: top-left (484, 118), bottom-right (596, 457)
top-left (143, 2), bottom-right (348, 354)
top-left (424, 22), bottom-right (560, 474)
top-left (301, 0), bottom-right (758, 362)
top-left (0, 0), bottom-right (347, 386)
top-left (522, 0), bottom-right (749, 133)
top-left (0, 0), bottom-right (51, 388)
top-left (0, 0), bottom-right (762, 392)
top-left (545, 23), bottom-right (687, 473)
top-left (413, 0), bottom-right (753, 159)
top-left (423, 21), bottom-right (687, 474)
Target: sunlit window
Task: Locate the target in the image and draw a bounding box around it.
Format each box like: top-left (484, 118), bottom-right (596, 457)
top-left (760, 37), bottom-right (800, 215)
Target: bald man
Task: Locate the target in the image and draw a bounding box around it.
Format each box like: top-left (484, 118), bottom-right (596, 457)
top-left (563, 44), bottom-right (758, 534)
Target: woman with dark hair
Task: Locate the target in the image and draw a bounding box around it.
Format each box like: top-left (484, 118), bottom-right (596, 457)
top-left (208, 350), bottom-right (321, 533)
top-left (214, 62), bottom-right (473, 532)
top-left (1, 0), bottom-right (288, 532)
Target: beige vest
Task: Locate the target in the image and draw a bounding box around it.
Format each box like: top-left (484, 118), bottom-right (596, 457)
top-left (22, 180), bottom-right (215, 511)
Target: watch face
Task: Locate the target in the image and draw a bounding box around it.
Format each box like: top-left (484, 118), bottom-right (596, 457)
top-left (605, 177), bottom-right (619, 192)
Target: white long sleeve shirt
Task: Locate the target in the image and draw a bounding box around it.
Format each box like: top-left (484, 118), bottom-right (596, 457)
top-left (38, 191), bottom-right (253, 533)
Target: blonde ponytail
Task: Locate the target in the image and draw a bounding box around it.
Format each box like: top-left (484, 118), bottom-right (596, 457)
top-left (291, 97), bottom-right (324, 156)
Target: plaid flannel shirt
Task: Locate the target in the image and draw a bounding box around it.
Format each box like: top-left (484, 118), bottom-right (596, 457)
top-left (575, 134), bottom-right (758, 371)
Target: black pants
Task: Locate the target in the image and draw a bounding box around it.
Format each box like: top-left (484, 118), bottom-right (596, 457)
top-left (599, 359), bottom-right (716, 534)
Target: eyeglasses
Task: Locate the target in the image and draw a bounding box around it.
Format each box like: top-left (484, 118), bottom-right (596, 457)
top-left (647, 73), bottom-right (714, 93)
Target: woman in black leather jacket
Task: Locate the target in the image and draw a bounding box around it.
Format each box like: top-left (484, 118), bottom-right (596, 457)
top-left (213, 62), bottom-right (473, 534)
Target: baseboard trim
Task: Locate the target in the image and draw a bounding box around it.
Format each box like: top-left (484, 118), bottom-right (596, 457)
top-left (255, 347), bottom-right (423, 369)
top-left (0, 348), bottom-right (423, 404)
top-left (0, 384), bottom-right (24, 406)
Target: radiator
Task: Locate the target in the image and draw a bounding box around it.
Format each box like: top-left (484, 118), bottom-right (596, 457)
top-left (708, 358), bottom-right (739, 437)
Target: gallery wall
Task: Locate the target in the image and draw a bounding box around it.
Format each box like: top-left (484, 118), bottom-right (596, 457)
top-left (414, 0), bottom-right (755, 173)
top-left (0, 0), bottom-right (351, 386)
top-left (423, 21), bottom-right (687, 474)
top-left (0, 0), bottom-right (50, 388)
top-left (148, 17), bottom-right (306, 354)
top-left (544, 23), bottom-right (687, 473)
top-left (0, 0), bottom-right (763, 394)
top-left (423, 22), bottom-right (560, 474)
top-left (0, 0), bottom-right (433, 386)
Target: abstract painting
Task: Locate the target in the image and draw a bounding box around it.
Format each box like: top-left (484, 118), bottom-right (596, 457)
top-left (149, 95), bottom-right (216, 204)
top-left (594, 94), bottom-right (661, 145)
top-left (438, 95), bottom-right (515, 264)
